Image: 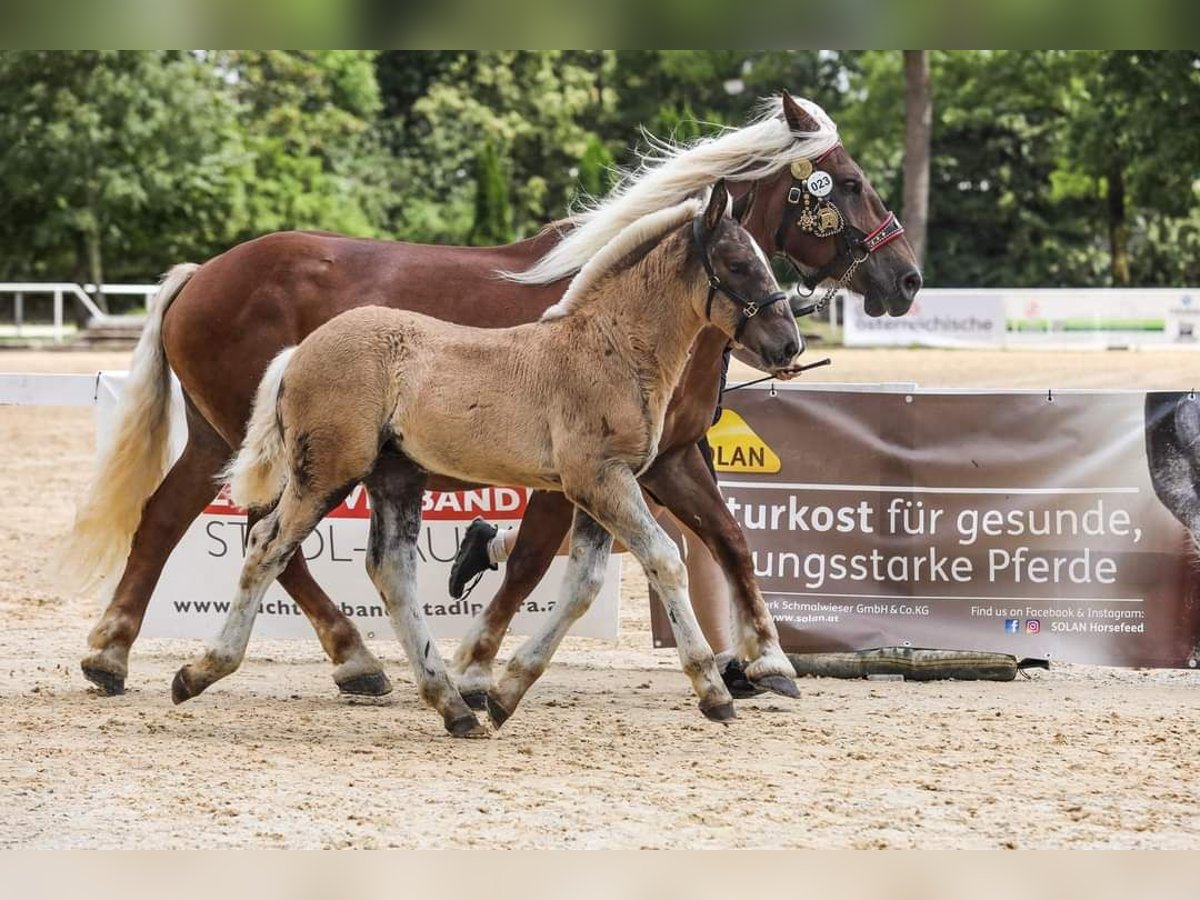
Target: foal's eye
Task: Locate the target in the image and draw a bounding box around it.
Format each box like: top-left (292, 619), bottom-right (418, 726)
top-left (728, 261), bottom-right (749, 275)
top-left (842, 178), bottom-right (862, 195)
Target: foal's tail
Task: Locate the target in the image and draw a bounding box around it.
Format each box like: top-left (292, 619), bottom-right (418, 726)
top-left (56, 263), bottom-right (200, 595)
top-left (222, 347), bottom-right (296, 511)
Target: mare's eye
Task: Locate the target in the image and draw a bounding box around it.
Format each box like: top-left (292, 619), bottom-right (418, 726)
top-left (842, 178), bottom-right (862, 195)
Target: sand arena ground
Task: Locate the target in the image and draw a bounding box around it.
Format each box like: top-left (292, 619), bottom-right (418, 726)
top-left (2, 347), bottom-right (1199, 848)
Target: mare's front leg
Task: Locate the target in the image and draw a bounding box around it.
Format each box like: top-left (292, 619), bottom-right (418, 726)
top-left (171, 488), bottom-right (331, 703)
top-left (485, 508), bottom-right (613, 728)
top-left (579, 464), bottom-right (734, 722)
top-left (639, 443), bottom-right (798, 696)
top-left (451, 490), bottom-right (574, 709)
top-left (364, 456), bottom-right (486, 738)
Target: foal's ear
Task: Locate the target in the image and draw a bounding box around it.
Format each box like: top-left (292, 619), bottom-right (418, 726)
top-left (781, 90), bottom-right (821, 134)
top-left (731, 182), bottom-right (757, 225)
top-left (703, 179), bottom-right (731, 234)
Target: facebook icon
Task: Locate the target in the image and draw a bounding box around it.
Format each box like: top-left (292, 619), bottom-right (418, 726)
top-left (1004, 619), bottom-right (1021, 634)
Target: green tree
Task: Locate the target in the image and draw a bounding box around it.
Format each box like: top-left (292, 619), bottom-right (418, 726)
top-left (214, 50), bottom-right (393, 241)
top-left (469, 140), bottom-right (513, 245)
top-left (378, 51), bottom-right (616, 243)
top-left (0, 51), bottom-right (246, 305)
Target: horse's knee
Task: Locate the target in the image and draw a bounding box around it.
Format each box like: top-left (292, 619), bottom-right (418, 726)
top-left (643, 543), bottom-right (686, 593)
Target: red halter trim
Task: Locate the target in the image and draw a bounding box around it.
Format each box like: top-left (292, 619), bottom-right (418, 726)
top-left (813, 143), bottom-right (840, 164)
top-left (861, 211), bottom-right (905, 253)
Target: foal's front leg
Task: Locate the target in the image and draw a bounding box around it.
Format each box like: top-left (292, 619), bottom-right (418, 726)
top-left (575, 465), bottom-right (735, 722)
top-left (486, 508), bottom-right (613, 728)
top-left (639, 443), bottom-right (798, 696)
top-left (364, 458), bottom-right (486, 738)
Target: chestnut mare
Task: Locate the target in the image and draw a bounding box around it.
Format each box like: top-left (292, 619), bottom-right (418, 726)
top-left (64, 92), bottom-right (921, 701)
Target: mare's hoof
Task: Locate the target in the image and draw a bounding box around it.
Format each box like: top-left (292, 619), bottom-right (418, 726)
top-left (81, 665), bottom-right (125, 696)
top-left (446, 712), bottom-right (489, 739)
top-left (461, 691), bottom-right (488, 711)
top-left (337, 671), bottom-right (393, 697)
top-left (700, 700), bottom-right (737, 724)
top-left (171, 668), bottom-right (204, 705)
top-left (486, 695), bottom-right (513, 730)
top-left (752, 674), bottom-right (801, 699)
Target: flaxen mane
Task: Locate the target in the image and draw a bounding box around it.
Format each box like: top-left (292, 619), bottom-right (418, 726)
top-left (508, 94), bottom-right (838, 286)
top-left (540, 198), bottom-right (703, 321)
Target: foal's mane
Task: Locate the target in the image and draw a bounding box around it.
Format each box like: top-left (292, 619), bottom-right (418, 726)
top-left (540, 198), bottom-right (703, 321)
top-left (508, 93), bottom-right (839, 286)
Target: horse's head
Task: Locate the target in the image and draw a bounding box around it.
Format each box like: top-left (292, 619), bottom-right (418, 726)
top-left (693, 180), bottom-right (801, 371)
top-left (742, 91), bottom-right (923, 318)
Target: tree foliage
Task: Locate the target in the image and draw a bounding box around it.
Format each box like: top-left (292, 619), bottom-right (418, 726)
top-left (0, 50), bottom-right (1196, 294)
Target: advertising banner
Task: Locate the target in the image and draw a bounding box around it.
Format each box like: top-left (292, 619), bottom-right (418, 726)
top-left (843, 287), bottom-right (1200, 350)
top-left (843, 290), bottom-right (1006, 348)
top-left (94, 374), bottom-right (621, 642)
top-left (653, 385), bottom-right (1200, 667)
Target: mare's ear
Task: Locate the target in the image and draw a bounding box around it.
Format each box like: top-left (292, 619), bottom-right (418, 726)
top-left (731, 182), bottom-right (758, 225)
top-left (781, 90), bottom-right (820, 134)
top-left (703, 179), bottom-right (730, 235)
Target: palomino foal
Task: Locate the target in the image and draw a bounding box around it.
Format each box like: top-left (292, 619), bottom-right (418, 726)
top-left (171, 182), bottom-right (801, 736)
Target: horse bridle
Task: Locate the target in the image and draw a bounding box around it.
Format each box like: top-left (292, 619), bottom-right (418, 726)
top-left (773, 144), bottom-right (906, 314)
top-left (692, 216), bottom-right (789, 341)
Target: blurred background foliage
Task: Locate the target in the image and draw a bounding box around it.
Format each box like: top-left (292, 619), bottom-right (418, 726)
top-left (0, 50), bottom-right (1197, 297)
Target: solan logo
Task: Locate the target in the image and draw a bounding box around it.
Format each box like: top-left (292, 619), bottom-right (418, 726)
top-left (707, 409), bottom-right (781, 474)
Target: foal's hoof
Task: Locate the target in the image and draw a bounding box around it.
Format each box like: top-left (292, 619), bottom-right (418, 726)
top-left (700, 700), bottom-right (737, 724)
top-left (171, 668), bottom-right (205, 705)
top-left (336, 671), bottom-right (393, 697)
top-left (461, 690), bottom-right (488, 711)
top-left (485, 695), bottom-right (513, 730)
top-left (446, 712), bottom-right (489, 739)
top-left (752, 674), bottom-right (801, 699)
top-left (81, 665), bottom-right (125, 696)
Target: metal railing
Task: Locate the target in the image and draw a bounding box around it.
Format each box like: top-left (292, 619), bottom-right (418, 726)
top-left (0, 283), bottom-right (157, 343)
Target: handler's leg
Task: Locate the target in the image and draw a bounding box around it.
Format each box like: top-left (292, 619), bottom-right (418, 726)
top-left (451, 490), bottom-right (575, 708)
top-left (640, 443), bottom-right (798, 697)
top-left (486, 508), bottom-right (613, 728)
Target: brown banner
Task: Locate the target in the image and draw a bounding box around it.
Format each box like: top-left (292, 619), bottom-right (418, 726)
top-left (652, 387), bottom-right (1200, 668)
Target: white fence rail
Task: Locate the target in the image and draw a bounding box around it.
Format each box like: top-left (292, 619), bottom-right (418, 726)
top-left (0, 282), bottom-right (156, 343)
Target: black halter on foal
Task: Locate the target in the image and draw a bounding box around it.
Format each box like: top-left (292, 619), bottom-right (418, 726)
top-left (774, 144), bottom-right (907, 315)
top-left (692, 216), bottom-right (789, 341)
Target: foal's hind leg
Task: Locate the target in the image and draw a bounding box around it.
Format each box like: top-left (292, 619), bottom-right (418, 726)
top-left (171, 488), bottom-right (333, 703)
top-left (486, 508), bottom-right (613, 728)
top-left (639, 443), bottom-right (798, 696)
top-left (573, 465), bottom-right (734, 722)
top-left (364, 456), bottom-right (486, 738)
top-left (452, 490), bottom-right (574, 709)
top-left (82, 399), bottom-right (389, 697)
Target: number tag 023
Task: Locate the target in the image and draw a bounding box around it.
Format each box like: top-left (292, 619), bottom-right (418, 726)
top-left (806, 170), bottom-right (833, 197)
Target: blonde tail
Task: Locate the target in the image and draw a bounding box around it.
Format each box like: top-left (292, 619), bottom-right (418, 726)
top-left (56, 263), bottom-right (200, 594)
top-left (222, 347), bottom-right (296, 511)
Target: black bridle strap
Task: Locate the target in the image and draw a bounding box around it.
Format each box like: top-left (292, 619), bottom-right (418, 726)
top-left (692, 216), bottom-right (788, 340)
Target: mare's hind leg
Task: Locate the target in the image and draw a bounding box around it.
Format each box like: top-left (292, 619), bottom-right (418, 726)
top-left (486, 508), bottom-right (613, 728)
top-left (171, 488), bottom-right (334, 703)
top-left (451, 490), bottom-right (574, 709)
top-left (577, 464), bottom-right (733, 722)
top-left (82, 399), bottom-right (233, 695)
top-left (364, 455), bottom-right (486, 738)
top-left (639, 443), bottom-right (798, 696)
